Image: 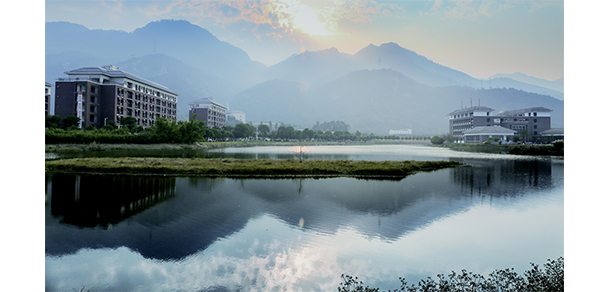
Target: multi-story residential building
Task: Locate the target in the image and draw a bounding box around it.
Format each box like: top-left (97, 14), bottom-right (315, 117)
top-left (54, 65), bottom-right (178, 129)
top-left (448, 105), bottom-right (552, 143)
top-left (188, 97), bottom-right (227, 128)
top-left (45, 82), bottom-right (52, 116)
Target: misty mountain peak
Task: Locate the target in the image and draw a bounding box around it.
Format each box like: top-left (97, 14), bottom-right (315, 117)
top-left (133, 19), bottom-right (214, 40)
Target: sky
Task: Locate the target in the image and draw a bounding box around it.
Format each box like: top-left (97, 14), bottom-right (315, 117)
top-left (45, 0), bottom-right (564, 81)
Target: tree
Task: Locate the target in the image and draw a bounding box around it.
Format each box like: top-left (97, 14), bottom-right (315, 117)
top-left (45, 115), bottom-right (62, 129)
top-left (233, 123), bottom-right (256, 138)
top-left (430, 136), bottom-right (445, 145)
top-left (257, 124), bottom-right (270, 137)
top-left (177, 115), bottom-right (205, 143)
top-left (120, 116), bottom-right (137, 131)
top-left (153, 117), bottom-right (178, 142)
top-left (60, 115), bottom-right (80, 130)
top-left (101, 120), bottom-right (118, 131)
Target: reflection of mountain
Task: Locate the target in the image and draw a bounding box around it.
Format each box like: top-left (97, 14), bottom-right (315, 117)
top-left (46, 160), bottom-right (559, 260)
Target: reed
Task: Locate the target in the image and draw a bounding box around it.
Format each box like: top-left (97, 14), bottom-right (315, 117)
top-left (45, 158), bottom-right (461, 179)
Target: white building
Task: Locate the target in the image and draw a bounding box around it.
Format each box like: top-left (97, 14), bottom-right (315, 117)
top-left (389, 129), bottom-right (413, 136)
top-left (227, 111), bottom-right (246, 123)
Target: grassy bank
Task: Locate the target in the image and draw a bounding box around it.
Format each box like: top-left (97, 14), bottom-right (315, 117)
top-left (45, 140), bottom-right (430, 152)
top-left (45, 157), bottom-right (461, 179)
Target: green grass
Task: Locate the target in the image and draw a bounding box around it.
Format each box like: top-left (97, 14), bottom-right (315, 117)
top-left (45, 157), bottom-right (461, 179)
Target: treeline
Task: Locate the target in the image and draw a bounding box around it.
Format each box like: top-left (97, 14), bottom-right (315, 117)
top-left (338, 257), bottom-right (563, 292)
top-left (45, 115), bottom-right (432, 144)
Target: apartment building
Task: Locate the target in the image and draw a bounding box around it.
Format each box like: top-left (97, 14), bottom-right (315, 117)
top-left (448, 105), bottom-right (552, 143)
top-left (54, 65), bottom-right (178, 128)
top-left (45, 82), bottom-right (52, 116)
top-left (188, 97), bottom-right (227, 128)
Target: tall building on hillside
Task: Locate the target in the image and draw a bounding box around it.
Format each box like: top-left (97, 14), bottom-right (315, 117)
top-left (188, 97), bottom-right (227, 128)
top-left (54, 65), bottom-right (178, 128)
top-left (448, 105), bottom-right (552, 143)
top-left (45, 82), bottom-right (52, 116)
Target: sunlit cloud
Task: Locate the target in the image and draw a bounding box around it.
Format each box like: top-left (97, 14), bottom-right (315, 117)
top-left (137, 0), bottom-right (405, 39)
top-left (425, 0), bottom-right (563, 20)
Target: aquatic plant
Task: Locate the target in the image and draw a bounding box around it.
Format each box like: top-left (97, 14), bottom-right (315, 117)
top-left (338, 257), bottom-right (564, 292)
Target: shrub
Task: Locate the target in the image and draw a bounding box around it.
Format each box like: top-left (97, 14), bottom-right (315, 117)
top-left (338, 257), bottom-right (563, 292)
top-left (430, 136), bottom-right (445, 145)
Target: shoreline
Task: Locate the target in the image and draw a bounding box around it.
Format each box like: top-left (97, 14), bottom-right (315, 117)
top-left (44, 140), bottom-right (431, 152)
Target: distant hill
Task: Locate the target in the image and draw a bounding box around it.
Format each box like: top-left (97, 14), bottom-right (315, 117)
top-left (258, 47), bottom-right (360, 90)
top-left (46, 19), bottom-right (563, 134)
top-left (45, 20), bottom-right (265, 106)
top-left (491, 72), bottom-right (564, 94)
top-left (231, 69), bottom-right (564, 134)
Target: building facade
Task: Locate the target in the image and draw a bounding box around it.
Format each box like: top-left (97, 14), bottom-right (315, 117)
top-left (462, 126), bottom-right (516, 143)
top-left (54, 65), bottom-right (178, 129)
top-left (45, 82), bottom-right (52, 116)
top-left (188, 97), bottom-right (227, 128)
top-left (448, 106), bottom-right (552, 143)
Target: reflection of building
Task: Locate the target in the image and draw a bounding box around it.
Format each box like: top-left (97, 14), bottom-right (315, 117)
top-left (45, 82), bottom-right (52, 116)
top-left (451, 158), bottom-right (553, 196)
top-left (50, 174), bottom-right (176, 228)
top-left (188, 97), bottom-right (227, 128)
top-left (227, 110), bottom-right (246, 123)
top-left (448, 106), bottom-right (553, 143)
top-left (55, 65), bottom-right (178, 128)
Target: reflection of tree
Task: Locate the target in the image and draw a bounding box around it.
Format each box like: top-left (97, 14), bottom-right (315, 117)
top-left (50, 174), bottom-right (176, 228)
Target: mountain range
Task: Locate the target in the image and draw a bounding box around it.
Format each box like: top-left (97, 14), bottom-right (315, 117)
top-left (45, 19), bottom-right (564, 135)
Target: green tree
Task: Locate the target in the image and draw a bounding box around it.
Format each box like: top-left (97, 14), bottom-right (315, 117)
top-left (233, 123), bottom-right (256, 139)
top-left (45, 115), bottom-right (62, 129)
top-left (120, 116), bottom-right (137, 131)
top-left (177, 115), bottom-right (205, 144)
top-left (257, 124), bottom-right (270, 137)
top-left (153, 117), bottom-right (178, 142)
top-left (430, 135), bottom-right (445, 145)
top-left (101, 120), bottom-right (118, 131)
top-left (60, 116), bottom-right (80, 130)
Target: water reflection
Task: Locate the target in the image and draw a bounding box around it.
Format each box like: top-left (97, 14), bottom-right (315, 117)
top-left (46, 157), bottom-right (560, 261)
top-left (49, 174), bottom-right (176, 228)
top-left (45, 146), bottom-right (563, 291)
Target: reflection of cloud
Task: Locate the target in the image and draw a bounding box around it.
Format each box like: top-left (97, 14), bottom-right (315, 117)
top-left (46, 186), bottom-right (563, 291)
top-left (45, 216), bottom-right (352, 291)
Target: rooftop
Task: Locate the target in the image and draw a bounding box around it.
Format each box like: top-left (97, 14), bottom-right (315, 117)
top-left (448, 106), bottom-right (495, 116)
top-left (541, 128), bottom-right (564, 136)
top-left (497, 107), bottom-right (552, 116)
top-left (463, 126), bottom-right (516, 135)
top-left (189, 97), bottom-right (227, 108)
top-left (64, 65), bottom-right (177, 95)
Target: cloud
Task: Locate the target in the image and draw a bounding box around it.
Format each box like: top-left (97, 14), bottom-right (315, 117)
top-left (424, 0), bottom-right (562, 20)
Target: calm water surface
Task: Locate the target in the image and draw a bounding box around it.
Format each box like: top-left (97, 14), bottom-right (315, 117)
top-left (45, 145), bottom-right (563, 291)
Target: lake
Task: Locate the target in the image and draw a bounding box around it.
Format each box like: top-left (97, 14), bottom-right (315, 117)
top-left (45, 145), bottom-right (563, 291)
